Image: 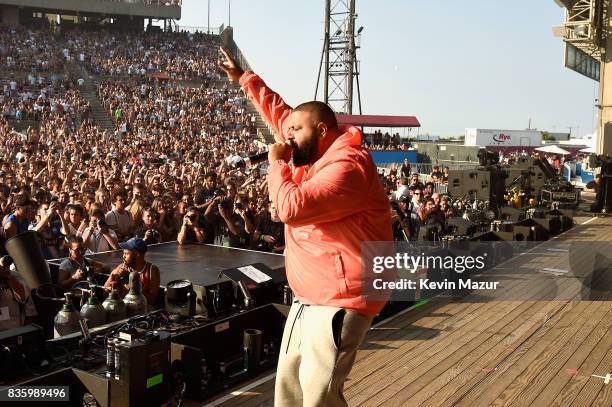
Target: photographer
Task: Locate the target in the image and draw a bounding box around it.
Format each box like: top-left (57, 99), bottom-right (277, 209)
top-left (252, 201), bottom-right (285, 253)
top-left (218, 197), bottom-right (251, 249)
top-left (29, 200), bottom-right (68, 259)
top-left (418, 197), bottom-right (445, 227)
top-left (58, 236), bottom-right (110, 289)
top-left (177, 207), bottom-right (206, 245)
top-left (133, 207), bottom-right (163, 244)
top-left (390, 200), bottom-right (412, 241)
top-left (81, 208), bottom-right (119, 253)
top-left (60, 203), bottom-right (87, 239)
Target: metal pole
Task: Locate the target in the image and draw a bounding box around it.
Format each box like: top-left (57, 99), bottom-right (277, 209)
top-left (324, 0), bottom-right (331, 105)
top-left (346, 0), bottom-right (356, 114)
top-left (315, 36), bottom-right (327, 100)
top-left (355, 58), bottom-right (362, 114)
top-left (208, 0), bottom-right (211, 34)
top-left (229, 0), bottom-right (231, 27)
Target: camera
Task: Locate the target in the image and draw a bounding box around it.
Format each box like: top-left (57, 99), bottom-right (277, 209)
top-left (213, 188), bottom-right (225, 198)
top-left (97, 219), bottom-right (106, 228)
top-left (220, 197), bottom-right (234, 211)
top-left (234, 202), bottom-right (244, 210)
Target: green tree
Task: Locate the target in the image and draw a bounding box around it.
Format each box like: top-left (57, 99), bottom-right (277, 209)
top-left (541, 131), bottom-right (554, 141)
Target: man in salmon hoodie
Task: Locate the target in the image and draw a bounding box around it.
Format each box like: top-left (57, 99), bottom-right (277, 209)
top-left (219, 47), bottom-right (393, 407)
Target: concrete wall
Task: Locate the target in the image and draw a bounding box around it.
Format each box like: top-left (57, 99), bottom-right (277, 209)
top-left (0, 0), bottom-right (180, 19)
top-left (414, 143), bottom-right (481, 164)
top-left (1, 5), bottom-right (18, 25)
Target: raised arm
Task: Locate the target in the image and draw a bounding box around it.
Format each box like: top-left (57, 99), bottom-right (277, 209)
top-left (218, 47), bottom-right (292, 142)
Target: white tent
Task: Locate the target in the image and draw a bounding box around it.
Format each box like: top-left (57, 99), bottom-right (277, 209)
top-left (579, 146), bottom-right (595, 153)
top-left (535, 145), bottom-right (571, 155)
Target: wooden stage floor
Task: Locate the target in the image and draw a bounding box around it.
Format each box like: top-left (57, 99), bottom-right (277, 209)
top-left (201, 215), bottom-right (612, 407)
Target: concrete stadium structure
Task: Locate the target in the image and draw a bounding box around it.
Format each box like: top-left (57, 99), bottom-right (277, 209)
top-left (0, 0), bottom-right (180, 28)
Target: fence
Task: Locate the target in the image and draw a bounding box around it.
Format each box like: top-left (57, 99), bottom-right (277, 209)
top-left (174, 25), bottom-right (223, 35)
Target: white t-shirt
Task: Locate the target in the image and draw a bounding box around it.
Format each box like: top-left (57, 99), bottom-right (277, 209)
top-left (82, 227), bottom-right (118, 253)
top-left (105, 209), bottom-right (132, 237)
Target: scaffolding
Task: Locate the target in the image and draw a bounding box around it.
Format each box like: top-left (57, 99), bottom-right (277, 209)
top-left (315, 0), bottom-right (362, 115)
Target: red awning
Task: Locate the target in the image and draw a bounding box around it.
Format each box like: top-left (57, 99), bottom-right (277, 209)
top-left (336, 114), bottom-right (420, 128)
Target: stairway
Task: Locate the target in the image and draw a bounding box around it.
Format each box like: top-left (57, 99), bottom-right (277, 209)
top-left (67, 61), bottom-right (115, 132)
top-left (245, 102), bottom-right (276, 144)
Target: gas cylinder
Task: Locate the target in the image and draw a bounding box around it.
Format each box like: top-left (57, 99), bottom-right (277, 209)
top-left (103, 282), bottom-right (127, 322)
top-left (80, 285), bottom-right (106, 327)
top-left (123, 270), bottom-right (147, 317)
top-left (54, 293), bottom-right (81, 336)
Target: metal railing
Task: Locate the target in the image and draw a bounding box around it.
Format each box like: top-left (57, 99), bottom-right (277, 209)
top-left (376, 162), bottom-right (478, 175)
top-left (174, 25), bottom-right (223, 35)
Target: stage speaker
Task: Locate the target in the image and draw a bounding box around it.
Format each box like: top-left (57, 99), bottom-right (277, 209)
top-left (512, 226), bottom-right (532, 242)
top-left (493, 231), bottom-right (515, 241)
top-left (504, 168), bottom-right (525, 189)
top-left (447, 217), bottom-right (476, 236)
top-left (500, 206), bottom-right (525, 222)
top-left (448, 172), bottom-right (464, 198)
top-left (514, 219), bottom-right (550, 241)
top-left (417, 223), bottom-right (443, 241)
top-left (192, 280), bottom-right (235, 317)
top-left (532, 217), bottom-right (561, 235)
top-left (5, 231), bottom-right (51, 290)
top-left (447, 169), bottom-right (491, 200)
top-left (528, 166), bottom-right (548, 195)
top-left (223, 263), bottom-right (287, 307)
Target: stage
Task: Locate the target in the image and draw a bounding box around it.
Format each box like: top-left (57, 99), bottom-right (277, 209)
top-left (47, 243), bottom-right (286, 288)
top-left (202, 215), bottom-right (612, 407)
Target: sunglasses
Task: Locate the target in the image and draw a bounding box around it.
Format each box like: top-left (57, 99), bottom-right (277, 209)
top-left (414, 192), bottom-right (422, 195)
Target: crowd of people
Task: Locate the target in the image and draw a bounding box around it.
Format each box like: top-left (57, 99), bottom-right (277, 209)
top-left (1, 75), bottom-right (90, 123)
top-left (378, 159), bottom-right (455, 240)
top-left (0, 25), bottom-right (468, 328)
top-left (65, 29), bottom-right (221, 80)
top-left (364, 130), bottom-right (412, 150)
top-left (0, 26), bottom-right (286, 265)
top-left (0, 26), bottom-right (64, 73)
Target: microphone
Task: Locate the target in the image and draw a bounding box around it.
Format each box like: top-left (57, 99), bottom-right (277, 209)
top-left (243, 151), bottom-right (269, 167)
top-left (242, 141), bottom-right (295, 167)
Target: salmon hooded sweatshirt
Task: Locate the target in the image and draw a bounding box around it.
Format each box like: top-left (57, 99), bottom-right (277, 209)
top-left (240, 71), bottom-right (393, 315)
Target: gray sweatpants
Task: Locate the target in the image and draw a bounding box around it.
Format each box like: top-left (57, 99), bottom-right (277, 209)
top-left (274, 301), bottom-right (373, 407)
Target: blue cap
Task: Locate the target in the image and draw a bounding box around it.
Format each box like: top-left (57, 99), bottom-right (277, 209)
top-left (119, 238), bottom-right (147, 254)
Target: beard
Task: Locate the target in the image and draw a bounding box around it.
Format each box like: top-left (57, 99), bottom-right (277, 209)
top-left (292, 136), bottom-right (318, 167)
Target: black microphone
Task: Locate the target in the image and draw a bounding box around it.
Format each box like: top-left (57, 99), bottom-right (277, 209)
top-left (244, 151), bottom-right (269, 167)
top-left (239, 141), bottom-right (295, 167)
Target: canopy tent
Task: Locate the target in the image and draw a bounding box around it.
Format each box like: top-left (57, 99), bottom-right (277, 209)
top-left (535, 145), bottom-right (571, 155)
top-left (579, 146), bottom-right (596, 153)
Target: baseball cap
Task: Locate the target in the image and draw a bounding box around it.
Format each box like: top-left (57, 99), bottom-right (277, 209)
top-left (119, 237), bottom-right (147, 254)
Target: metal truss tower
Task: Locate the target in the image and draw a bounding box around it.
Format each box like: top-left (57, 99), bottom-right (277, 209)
top-left (315, 0), bottom-right (362, 115)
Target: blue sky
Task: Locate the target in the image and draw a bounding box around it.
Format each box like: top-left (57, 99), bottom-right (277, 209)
top-left (178, 0), bottom-right (596, 138)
